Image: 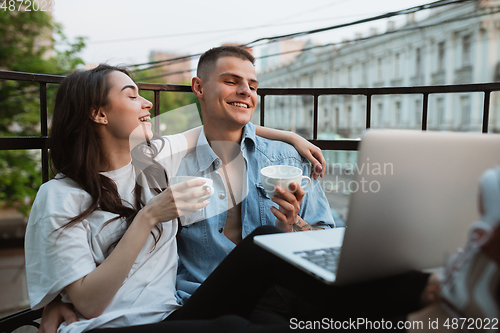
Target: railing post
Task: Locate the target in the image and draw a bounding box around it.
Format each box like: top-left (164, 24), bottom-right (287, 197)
top-left (313, 94), bottom-right (318, 140)
top-left (422, 93), bottom-right (429, 131)
top-left (483, 91), bottom-right (491, 133)
top-left (366, 94), bottom-right (372, 129)
top-left (260, 94), bottom-right (265, 126)
top-left (40, 83), bottom-right (49, 183)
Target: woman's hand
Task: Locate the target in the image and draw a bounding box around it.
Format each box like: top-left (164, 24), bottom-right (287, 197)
top-left (64, 179), bottom-right (211, 318)
top-left (289, 135), bottom-right (326, 180)
top-left (63, 179), bottom-right (211, 319)
top-left (142, 178), bottom-right (210, 227)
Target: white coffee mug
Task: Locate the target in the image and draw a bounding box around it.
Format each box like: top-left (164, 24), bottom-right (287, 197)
top-left (260, 165), bottom-right (311, 196)
top-left (170, 176), bottom-right (214, 203)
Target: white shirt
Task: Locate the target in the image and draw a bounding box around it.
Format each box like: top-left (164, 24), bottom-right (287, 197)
top-left (25, 134), bottom-right (187, 333)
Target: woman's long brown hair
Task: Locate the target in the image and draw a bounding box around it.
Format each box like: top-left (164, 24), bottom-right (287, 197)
top-left (50, 64), bottom-right (171, 253)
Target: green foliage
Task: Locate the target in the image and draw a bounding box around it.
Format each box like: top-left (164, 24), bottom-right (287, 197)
top-left (0, 9), bottom-right (86, 214)
top-left (0, 150), bottom-right (40, 215)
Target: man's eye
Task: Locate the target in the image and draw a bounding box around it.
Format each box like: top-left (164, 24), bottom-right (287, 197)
top-left (225, 81), bottom-right (235, 84)
top-left (250, 86), bottom-right (257, 91)
top-left (130, 96), bottom-right (138, 99)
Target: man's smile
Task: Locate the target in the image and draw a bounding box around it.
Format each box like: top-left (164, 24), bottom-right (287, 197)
top-left (228, 102), bottom-right (250, 109)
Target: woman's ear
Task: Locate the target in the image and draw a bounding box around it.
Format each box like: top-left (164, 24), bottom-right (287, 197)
top-left (92, 108), bottom-right (108, 125)
top-left (192, 77), bottom-right (203, 99)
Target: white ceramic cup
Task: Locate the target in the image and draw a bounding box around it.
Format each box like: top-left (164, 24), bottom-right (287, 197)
top-left (170, 176), bottom-right (214, 203)
top-left (260, 165), bottom-right (311, 196)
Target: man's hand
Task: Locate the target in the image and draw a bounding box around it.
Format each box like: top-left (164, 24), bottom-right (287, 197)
top-left (38, 297), bottom-right (77, 333)
top-left (271, 182), bottom-right (316, 232)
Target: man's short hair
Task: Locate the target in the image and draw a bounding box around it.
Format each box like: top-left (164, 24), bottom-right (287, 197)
top-left (197, 46), bottom-right (255, 80)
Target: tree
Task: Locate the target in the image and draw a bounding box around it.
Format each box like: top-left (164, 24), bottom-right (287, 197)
top-left (0, 9), bottom-right (85, 214)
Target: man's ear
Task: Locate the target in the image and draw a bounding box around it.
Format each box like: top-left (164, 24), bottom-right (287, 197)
top-left (192, 76), bottom-right (203, 99)
top-left (92, 108), bottom-right (108, 125)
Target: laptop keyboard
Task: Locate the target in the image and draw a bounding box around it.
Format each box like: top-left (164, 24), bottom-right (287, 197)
top-left (293, 247), bottom-right (342, 273)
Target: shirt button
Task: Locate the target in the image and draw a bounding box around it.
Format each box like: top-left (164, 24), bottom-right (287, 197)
top-left (219, 228), bottom-right (224, 233)
top-left (219, 193), bottom-right (226, 199)
top-left (215, 160), bottom-right (220, 167)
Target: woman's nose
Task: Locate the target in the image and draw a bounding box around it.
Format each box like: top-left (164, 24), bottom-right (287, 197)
top-left (143, 97), bottom-right (153, 109)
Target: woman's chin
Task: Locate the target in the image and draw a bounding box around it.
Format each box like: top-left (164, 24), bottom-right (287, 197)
top-left (129, 123), bottom-right (153, 148)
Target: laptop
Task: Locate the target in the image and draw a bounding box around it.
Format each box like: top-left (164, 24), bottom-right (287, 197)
top-left (254, 129), bottom-right (500, 285)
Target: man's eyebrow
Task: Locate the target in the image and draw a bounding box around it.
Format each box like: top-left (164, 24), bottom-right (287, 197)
top-left (121, 85), bottom-right (137, 92)
top-left (220, 73), bottom-right (259, 85)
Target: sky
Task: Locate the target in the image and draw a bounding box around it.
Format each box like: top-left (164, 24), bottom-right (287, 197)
top-left (52, 0), bottom-right (434, 72)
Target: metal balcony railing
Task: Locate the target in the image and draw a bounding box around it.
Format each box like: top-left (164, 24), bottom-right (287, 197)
top-left (1, 69), bottom-right (499, 184)
top-left (1, 69), bottom-right (499, 330)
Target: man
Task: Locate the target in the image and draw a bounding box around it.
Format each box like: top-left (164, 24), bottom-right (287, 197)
top-left (174, 46), bottom-right (334, 319)
top-left (36, 46), bottom-right (335, 331)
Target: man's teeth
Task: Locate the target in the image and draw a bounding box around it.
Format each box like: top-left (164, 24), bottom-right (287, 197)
top-left (230, 102), bottom-right (248, 108)
top-left (139, 116), bottom-right (151, 122)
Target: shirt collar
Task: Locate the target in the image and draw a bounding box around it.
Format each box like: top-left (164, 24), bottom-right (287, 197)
top-left (195, 123), bottom-right (258, 172)
top-left (241, 122), bottom-right (257, 149)
top-left (195, 127), bottom-right (218, 172)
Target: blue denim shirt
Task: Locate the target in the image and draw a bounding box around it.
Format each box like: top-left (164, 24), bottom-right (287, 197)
top-left (175, 123), bottom-right (334, 303)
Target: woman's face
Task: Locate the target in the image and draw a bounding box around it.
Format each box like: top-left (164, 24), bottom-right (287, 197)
top-left (100, 71), bottom-right (153, 146)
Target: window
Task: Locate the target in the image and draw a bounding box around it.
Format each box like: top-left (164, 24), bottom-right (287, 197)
top-left (462, 35), bottom-right (471, 67)
top-left (437, 98), bottom-right (445, 127)
top-left (395, 101), bottom-right (402, 126)
top-left (362, 62), bottom-right (367, 84)
top-left (359, 104), bottom-right (365, 128)
top-left (415, 99), bottom-right (422, 127)
top-left (395, 53), bottom-right (400, 78)
top-left (438, 42), bottom-right (445, 72)
top-left (323, 108), bottom-right (329, 131)
top-left (347, 106), bottom-right (352, 129)
top-left (281, 108), bottom-right (285, 129)
top-left (416, 48), bottom-right (422, 76)
top-left (377, 58), bottom-right (382, 81)
top-left (378, 103), bottom-right (384, 127)
top-left (461, 96), bottom-right (471, 127)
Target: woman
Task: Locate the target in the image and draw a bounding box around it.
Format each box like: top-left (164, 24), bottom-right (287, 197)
top-left (24, 64), bottom-right (330, 332)
top-left (26, 64), bottom-right (466, 333)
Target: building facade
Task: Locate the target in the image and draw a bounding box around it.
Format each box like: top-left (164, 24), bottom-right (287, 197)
top-left (255, 0), bottom-right (500, 147)
top-left (148, 51), bottom-right (192, 84)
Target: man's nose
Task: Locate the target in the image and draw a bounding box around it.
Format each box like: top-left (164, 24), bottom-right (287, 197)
top-left (237, 83), bottom-right (251, 96)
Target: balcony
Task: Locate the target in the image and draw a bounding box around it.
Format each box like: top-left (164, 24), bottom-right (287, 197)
top-left (2, 70), bottom-right (498, 239)
top-left (454, 65), bottom-right (473, 84)
top-left (0, 69), bottom-right (500, 329)
top-left (410, 75), bottom-right (424, 86)
top-left (431, 71), bottom-right (445, 85)
top-left (390, 78), bottom-right (403, 86)
top-left (1, 69), bottom-right (498, 186)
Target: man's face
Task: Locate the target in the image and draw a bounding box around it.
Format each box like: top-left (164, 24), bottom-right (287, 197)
top-left (199, 56), bottom-right (258, 130)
